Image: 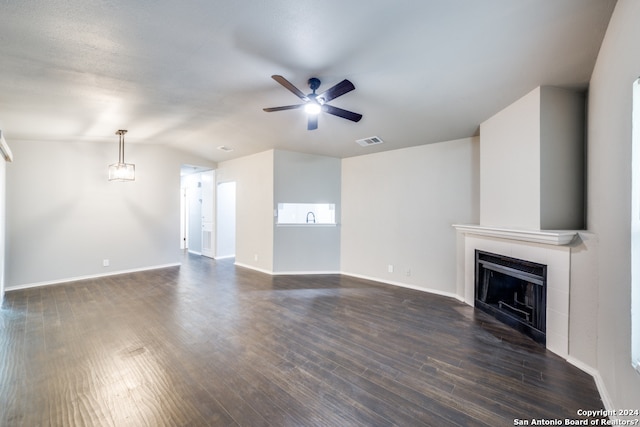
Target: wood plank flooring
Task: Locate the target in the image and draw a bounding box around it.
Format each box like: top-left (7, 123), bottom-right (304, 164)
top-left (0, 254), bottom-right (605, 426)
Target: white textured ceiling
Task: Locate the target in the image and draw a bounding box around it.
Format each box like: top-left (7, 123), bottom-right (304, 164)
top-left (0, 0), bottom-right (616, 162)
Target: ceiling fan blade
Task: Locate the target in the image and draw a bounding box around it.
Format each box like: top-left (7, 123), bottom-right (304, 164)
top-left (307, 114), bottom-right (318, 131)
top-left (271, 75), bottom-right (309, 101)
top-left (317, 79), bottom-right (355, 103)
top-left (263, 104), bottom-right (304, 112)
top-left (323, 104), bottom-right (362, 122)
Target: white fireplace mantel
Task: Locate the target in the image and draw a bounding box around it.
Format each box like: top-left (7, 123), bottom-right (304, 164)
top-left (452, 224), bottom-right (578, 246)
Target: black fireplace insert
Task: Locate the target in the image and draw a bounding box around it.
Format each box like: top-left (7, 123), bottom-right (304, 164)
top-left (474, 250), bottom-right (547, 344)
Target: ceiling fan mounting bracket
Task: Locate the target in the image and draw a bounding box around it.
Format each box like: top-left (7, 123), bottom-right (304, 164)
top-left (308, 77), bottom-right (321, 92)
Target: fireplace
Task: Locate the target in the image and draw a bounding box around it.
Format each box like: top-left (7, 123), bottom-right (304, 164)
top-left (475, 250), bottom-right (547, 344)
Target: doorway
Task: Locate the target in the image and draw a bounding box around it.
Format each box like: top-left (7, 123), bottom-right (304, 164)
top-left (180, 166), bottom-right (214, 256)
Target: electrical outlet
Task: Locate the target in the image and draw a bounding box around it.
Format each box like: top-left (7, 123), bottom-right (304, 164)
top-left (103, 259), bottom-right (110, 267)
top-left (254, 254), bottom-right (259, 261)
top-left (405, 269), bottom-right (411, 277)
top-left (388, 264), bottom-right (394, 273)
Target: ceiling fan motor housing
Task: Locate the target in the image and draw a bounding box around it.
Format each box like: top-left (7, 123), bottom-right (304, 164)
top-left (308, 77), bottom-right (321, 92)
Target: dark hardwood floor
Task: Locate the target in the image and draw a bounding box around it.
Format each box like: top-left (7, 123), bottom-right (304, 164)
top-left (0, 254), bottom-right (604, 426)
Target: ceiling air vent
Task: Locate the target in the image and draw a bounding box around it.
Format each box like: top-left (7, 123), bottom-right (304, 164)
top-left (356, 136), bottom-right (384, 147)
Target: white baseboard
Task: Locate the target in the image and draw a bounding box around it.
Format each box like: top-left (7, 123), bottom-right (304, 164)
top-left (233, 262), bottom-right (341, 276)
top-left (5, 263), bottom-right (182, 292)
top-left (231, 264), bottom-right (461, 301)
top-left (340, 271), bottom-right (461, 300)
top-left (566, 356), bottom-right (614, 415)
top-left (234, 262), bottom-right (273, 275)
top-left (274, 270), bottom-right (341, 275)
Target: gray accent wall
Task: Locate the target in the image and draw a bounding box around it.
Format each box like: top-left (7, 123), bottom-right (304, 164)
top-left (540, 87), bottom-right (585, 230)
top-left (273, 150), bottom-right (341, 273)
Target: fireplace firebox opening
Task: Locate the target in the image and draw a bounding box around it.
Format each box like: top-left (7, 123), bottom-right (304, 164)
top-left (474, 250), bottom-right (547, 344)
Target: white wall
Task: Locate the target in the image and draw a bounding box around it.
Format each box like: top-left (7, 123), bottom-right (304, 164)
top-left (480, 88), bottom-right (541, 229)
top-left (586, 0), bottom-right (640, 410)
top-left (273, 150), bottom-right (341, 273)
top-left (216, 150), bottom-right (274, 272)
top-left (0, 157), bottom-right (6, 301)
top-left (341, 137), bottom-right (479, 296)
top-left (5, 140), bottom-right (214, 288)
top-left (568, 232), bottom-right (599, 368)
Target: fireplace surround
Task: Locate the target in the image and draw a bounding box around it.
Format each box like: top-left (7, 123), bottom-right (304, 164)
top-left (453, 225), bottom-right (575, 357)
top-left (475, 250), bottom-right (547, 344)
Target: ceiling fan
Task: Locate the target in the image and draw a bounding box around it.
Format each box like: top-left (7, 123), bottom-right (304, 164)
top-left (263, 75), bottom-right (362, 130)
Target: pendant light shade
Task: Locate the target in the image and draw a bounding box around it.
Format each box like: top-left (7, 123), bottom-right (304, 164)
top-left (108, 129), bottom-right (135, 181)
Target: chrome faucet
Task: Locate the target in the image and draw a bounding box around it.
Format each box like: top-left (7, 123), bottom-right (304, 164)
top-left (306, 211), bottom-right (316, 223)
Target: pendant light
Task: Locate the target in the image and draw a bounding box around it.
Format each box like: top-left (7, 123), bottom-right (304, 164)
top-left (108, 129), bottom-right (135, 181)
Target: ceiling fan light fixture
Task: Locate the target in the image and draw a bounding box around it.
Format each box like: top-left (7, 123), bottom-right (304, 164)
top-left (304, 102), bottom-right (322, 115)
